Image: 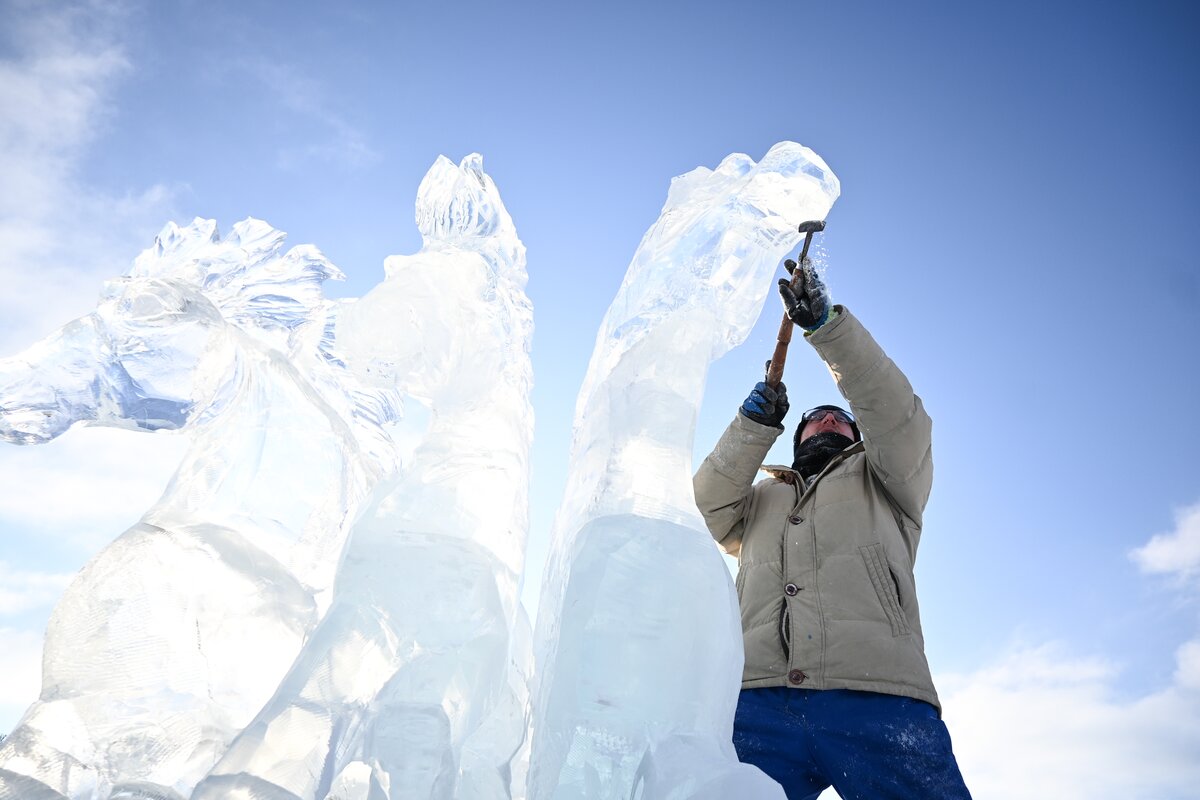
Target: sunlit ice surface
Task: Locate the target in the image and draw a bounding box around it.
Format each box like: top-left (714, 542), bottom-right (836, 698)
top-left (0, 216), bottom-right (403, 799)
top-left (529, 142), bottom-right (838, 799)
top-left (0, 142), bottom-right (833, 799)
top-left (190, 154), bottom-right (536, 800)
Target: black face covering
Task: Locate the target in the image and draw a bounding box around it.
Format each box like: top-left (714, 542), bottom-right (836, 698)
top-left (792, 431), bottom-right (854, 478)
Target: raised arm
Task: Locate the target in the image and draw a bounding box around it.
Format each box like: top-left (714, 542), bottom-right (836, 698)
top-left (806, 306), bottom-right (933, 524)
top-left (693, 389), bottom-right (785, 557)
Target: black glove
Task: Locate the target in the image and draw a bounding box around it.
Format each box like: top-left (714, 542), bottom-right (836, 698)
top-left (778, 261), bottom-right (830, 331)
top-left (740, 381), bottom-right (789, 429)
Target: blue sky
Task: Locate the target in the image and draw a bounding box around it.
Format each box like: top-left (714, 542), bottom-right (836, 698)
top-left (1, 1), bottom-right (1198, 796)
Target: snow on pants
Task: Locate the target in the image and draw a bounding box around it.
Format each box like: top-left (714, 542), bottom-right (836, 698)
top-left (733, 687), bottom-right (973, 800)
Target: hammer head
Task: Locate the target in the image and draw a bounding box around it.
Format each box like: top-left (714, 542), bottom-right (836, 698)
top-left (797, 220), bottom-right (826, 234)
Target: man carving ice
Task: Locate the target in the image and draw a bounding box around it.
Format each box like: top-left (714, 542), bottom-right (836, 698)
top-left (693, 264), bottom-right (973, 799)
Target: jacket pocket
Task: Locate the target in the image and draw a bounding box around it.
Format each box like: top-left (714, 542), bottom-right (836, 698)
top-left (778, 599), bottom-right (791, 660)
top-left (860, 543), bottom-right (911, 637)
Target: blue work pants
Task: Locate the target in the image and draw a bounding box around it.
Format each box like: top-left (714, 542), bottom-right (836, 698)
top-left (733, 687), bottom-right (972, 800)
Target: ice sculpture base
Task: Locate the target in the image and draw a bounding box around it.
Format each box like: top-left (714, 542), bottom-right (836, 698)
top-left (108, 782), bottom-right (186, 800)
top-left (532, 514), bottom-right (780, 800)
top-left (189, 774), bottom-right (302, 800)
top-left (0, 768), bottom-right (69, 800)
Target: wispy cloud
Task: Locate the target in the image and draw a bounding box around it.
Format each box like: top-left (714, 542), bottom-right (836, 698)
top-left (931, 498), bottom-right (1200, 799)
top-left (938, 641), bottom-right (1200, 800)
top-left (240, 58), bottom-right (379, 170)
top-left (0, 0), bottom-right (185, 532)
top-left (0, 627), bottom-right (44, 735)
top-left (0, 2), bottom-right (187, 733)
top-left (0, 563), bottom-right (72, 617)
top-left (1131, 500), bottom-right (1200, 582)
top-left (0, 2), bottom-right (129, 189)
top-left (1176, 639), bottom-right (1200, 689)
top-left (0, 0), bottom-right (178, 355)
top-left (0, 427), bottom-right (188, 551)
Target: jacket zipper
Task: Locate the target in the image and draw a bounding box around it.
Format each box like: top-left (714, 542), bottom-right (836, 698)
top-left (778, 478), bottom-right (801, 665)
top-left (778, 600), bottom-right (791, 661)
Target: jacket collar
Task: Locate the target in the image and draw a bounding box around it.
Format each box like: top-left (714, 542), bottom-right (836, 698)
top-left (760, 439), bottom-right (865, 486)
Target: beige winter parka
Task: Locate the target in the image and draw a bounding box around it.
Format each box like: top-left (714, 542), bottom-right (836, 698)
top-left (693, 306), bottom-right (940, 711)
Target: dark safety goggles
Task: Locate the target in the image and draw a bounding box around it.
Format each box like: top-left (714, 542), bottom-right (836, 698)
top-left (801, 407), bottom-right (856, 426)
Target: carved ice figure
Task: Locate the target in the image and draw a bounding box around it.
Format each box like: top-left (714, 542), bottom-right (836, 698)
top-left (0, 219), bottom-right (398, 800)
top-left (528, 142), bottom-right (839, 799)
top-left (192, 154), bottom-right (535, 800)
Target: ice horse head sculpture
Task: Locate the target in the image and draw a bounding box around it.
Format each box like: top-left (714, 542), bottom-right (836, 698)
top-left (529, 142), bottom-right (839, 800)
top-left (193, 154), bottom-right (535, 800)
top-left (0, 219), bottom-right (398, 800)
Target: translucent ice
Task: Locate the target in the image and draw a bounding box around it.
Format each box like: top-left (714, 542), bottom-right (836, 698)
top-left (192, 154), bottom-right (535, 800)
top-left (528, 142), bottom-right (839, 799)
top-left (0, 219), bottom-right (398, 799)
top-left (2, 142), bottom-right (835, 800)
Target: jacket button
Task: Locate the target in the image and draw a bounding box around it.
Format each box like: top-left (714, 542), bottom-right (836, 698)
top-left (788, 515), bottom-right (803, 525)
top-left (784, 583), bottom-right (799, 596)
top-left (788, 669), bottom-right (807, 685)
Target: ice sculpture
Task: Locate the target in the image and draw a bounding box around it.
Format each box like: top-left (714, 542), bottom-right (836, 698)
top-left (192, 154), bottom-right (535, 800)
top-left (528, 142), bottom-right (839, 799)
top-left (0, 220), bottom-right (398, 800)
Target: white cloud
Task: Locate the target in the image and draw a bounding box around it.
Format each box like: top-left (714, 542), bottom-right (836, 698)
top-left (0, 1), bottom-right (190, 740)
top-left (240, 58), bottom-right (379, 170)
top-left (0, 3), bottom-right (130, 205)
top-left (0, 426), bottom-right (189, 552)
top-left (933, 501), bottom-right (1200, 799)
top-left (0, 3), bottom-right (188, 560)
top-left (0, 626), bottom-right (44, 735)
top-left (938, 641), bottom-right (1200, 800)
top-left (0, 0), bottom-right (178, 356)
top-left (1175, 639), bottom-right (1200, 690)
top-left (1131, 501), bottom-right (1200, 581)
top-left (0, 563), bottom-right (72, 617)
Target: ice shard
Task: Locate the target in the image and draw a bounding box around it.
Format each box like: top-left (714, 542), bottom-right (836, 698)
top-left (192, 154), bottom-right (535, 800)
top-left (0, 219), bottom-right (398, 800)
top-left (528, 142), bottom-right (839, 799)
